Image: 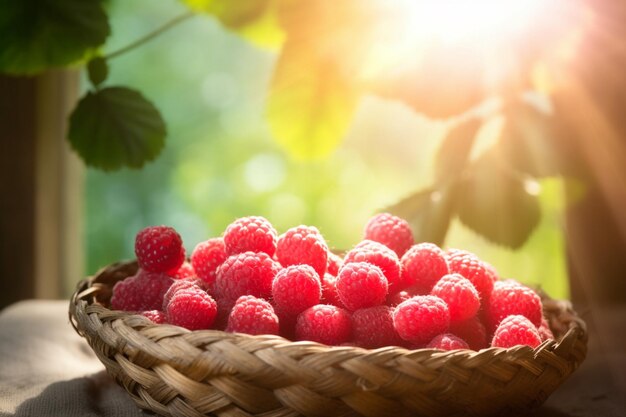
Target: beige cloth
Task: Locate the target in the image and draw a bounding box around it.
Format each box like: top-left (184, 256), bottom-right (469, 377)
top-left (0, 300), bottom-right (143, 417)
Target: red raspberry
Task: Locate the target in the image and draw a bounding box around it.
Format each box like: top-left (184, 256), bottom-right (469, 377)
top-left (538, 317), bottom-right (555, 341)
top-left (431, 273), bottom-right (480, 323)
top-left (386, 290), bottom-right (412, 307)
top-left (295, 304), bottom-right (352, 345)
top-left (215, 251), bottom-right (281, 303)
top-left (226, 295), bottom-right (279, 335)
top-left (427, 333), bottom-right (469, 350)
top-left (110, 276), bottom-right (143, 311)
top-left (272, 265), bottom-right (321, 316)
top-left (191, 238), bottom-right (227, 285)
top-left (336, 262), bottom-right (388, 311)
top-left (446, 249), bottom-right (494, 301)
top-left (491, 315), bottom-right (542, 348)
top-left (223, 216), bottom-right (277, 257)
top-left (162, 279), bottom-right (204, 310)
top-left (140, 310), bottom-right (166, 324)
top-left (344, 240), bottom-right (402, 292)
top-left (172, 261), bottom-right (195, 280)
top-left (483, 260), bottom-right (500, 282)
top-left (326, 252), bottom-right (343, 276)
top-left (449, 316), bottom-right (488, 350)
top-left (135, 226), bottom-right (185, 273)
top-left (487, 280), bottom-right (543, 330)
top-left (401, 243), bottom-right (449, 294)
top-left (166, 287), bottom-right (218, 330)
top-left (392, 295), bottom-right (450, 345)
top-left (111, 270), bottom-right (173, 311)
top-left (276, 225), bottom-right (329, 277)
top-left (363, 213), bottom-right (414, 257)
top-left (351, 305), bottom-right (403, 348)
top-left (321, 273), bottom-right (344, 307)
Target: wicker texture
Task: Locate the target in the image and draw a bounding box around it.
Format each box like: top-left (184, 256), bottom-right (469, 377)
top-left (70, 261), bottom-right (588, 417)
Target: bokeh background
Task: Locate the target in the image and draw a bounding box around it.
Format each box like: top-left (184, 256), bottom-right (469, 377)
top-left (85, 0), bottom-right (568, 298)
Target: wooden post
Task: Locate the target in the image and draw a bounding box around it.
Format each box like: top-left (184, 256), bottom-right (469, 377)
top-left (0, 70), bottom-right (82, 309)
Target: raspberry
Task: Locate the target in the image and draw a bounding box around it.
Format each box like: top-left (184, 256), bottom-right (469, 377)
top-left (491, 315), bottom-right (542, 348)
top-left (483, 261), bottom-right (500, 282)
top-left (215, 251), bottom-right (281, 303)
top-left (344, 240), bottom-right (402, 292)
top-left (537, 317), bottom-right (554, 341)
top-left (363, 213), bottom-right (414, 257)
top-left (321, 273), bottom-right (344, 307)
top-left (172, 261), bottom-right (195, 280)
top-left (446, 249), bottom-right (494, 301)
top-left (276, 225), bottom-right (329, 277)
top-left (135, 226), bottom-right (185, 273)
top-left (295, 304), bottom-right (352, 345)
top-left (401, 243), bottom-right (449, 294)
top-left (487, 280), bottom-right (543, 330)
top-left (162, 279), bottom-right (204, 310)
top-left (272, 265), bottom-right (321, 316)
top-left (111, 270), bottom-right (173, 312)
top-left (327, 252), bottom-right (343, 276)
top-left (191, 238), bottom-right (227, 285)
top-left (336, 262), bottom-right (388, 311)
top-left (166, 287), bottom-right (218, 330)
top-left (431, 273), bottom-right (480, 323)
top-left (386, 290), bottom-right (412, 307)
top-left (226, 295), bottom-right (279, 335)
top-left (449, 316), bottom-right (488, 350)
top-left (223, 216), bottom-right (277, 257)
top-left (392, 295), bottom-right (450, 345)
top-left (351, 305), bottom-right (403, 348)
top-left (141, 310), bottom-right (166, 324)
top-left (427, 333), bottom-right (469, 350)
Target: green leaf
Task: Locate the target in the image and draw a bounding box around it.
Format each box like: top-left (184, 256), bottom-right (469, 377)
top-left (385, 187), bottom-right (457, 246)
top-left (182, 0), bottom-right (284, 48)
top-left (68, 87), bottom-right (166, 171)
top-left (267, 41), bottom-right (360, 160)
top-left (87, 57), bottom-right (108, 88)
top-left (434, 118), bottom-right (482, 184)
top-left (456, 152), bottom-right (541, 248)
top-left (0, 0), bottom-right (110, 75)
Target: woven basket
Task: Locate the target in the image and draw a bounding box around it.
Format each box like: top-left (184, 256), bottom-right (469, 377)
top-left (69, 260), bottom-right (588, 417)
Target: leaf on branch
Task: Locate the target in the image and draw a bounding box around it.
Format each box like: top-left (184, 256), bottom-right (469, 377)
top-left (434, 118), bottom-right (483, 184)
top-left (0, 0), bottom-right (109, 75)
top-left (385, 187), bottom-right (457, 246)
top-left (182, 0), bottom-right (284, 48)
top-left (68, 87), bottom-right (166, 171)
top-left (267, 41), bottom-right (360, 160)
top-left (456, 152), bottom-right (541, 248)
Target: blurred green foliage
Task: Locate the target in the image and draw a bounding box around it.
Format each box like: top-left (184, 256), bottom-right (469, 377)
top-left (84, 0), bottom-right (568, 299)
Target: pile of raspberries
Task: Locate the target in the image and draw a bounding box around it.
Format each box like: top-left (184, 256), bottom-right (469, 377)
top-left (111, 214), bottom-right (554, 350)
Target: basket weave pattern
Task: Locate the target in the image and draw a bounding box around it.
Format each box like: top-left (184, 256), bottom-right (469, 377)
top-left (69, 261), bottom-right (587, 417)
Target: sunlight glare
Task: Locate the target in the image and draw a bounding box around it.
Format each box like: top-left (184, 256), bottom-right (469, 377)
top-left (401, 0), bottom-right (550, 44)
